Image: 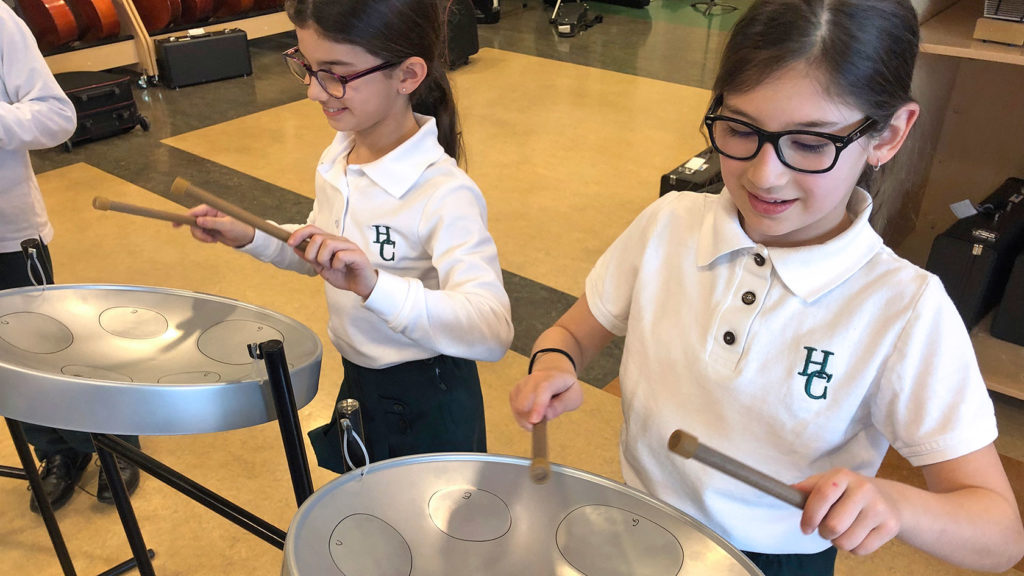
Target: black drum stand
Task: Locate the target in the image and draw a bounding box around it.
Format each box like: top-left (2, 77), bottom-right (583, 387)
top-left (3, 338), bottom-right (313, 576)
top-left (2, 418), bottom-right (153, 576)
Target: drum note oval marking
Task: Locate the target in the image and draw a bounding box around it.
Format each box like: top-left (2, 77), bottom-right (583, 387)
top-left (427, 486), bottom-right (511, 542)
top-left (61, 365), bottom-right (133, 382)
top-left (99, 307), bottom-right (169, 339)
top-left (197, 320), bottom-right (284, 365)
top-left (328, 514), bottom-right (411, 576)
top-left (0, 312), bottom-right (73, 354)
top-left (556, 505), bottom-right (683, 576)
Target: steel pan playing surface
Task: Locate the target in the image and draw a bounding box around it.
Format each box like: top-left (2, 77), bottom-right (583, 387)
top-left (283, 453), bottom-right (762, 576)
top-left (0, 284), bottom-right (322, 435)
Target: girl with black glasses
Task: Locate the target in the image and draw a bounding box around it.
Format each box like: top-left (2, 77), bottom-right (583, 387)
top-left (509, 1), bottom-right (1024, 574)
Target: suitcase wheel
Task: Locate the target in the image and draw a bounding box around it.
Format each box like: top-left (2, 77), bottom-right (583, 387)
top-left (63, 141), bottom-right (72, 153)
top-left (140, 116), bottom-right (151, 132)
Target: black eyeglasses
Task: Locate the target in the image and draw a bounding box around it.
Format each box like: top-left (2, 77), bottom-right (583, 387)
top-left (282, 47), bottom-right (400, 99)
top-left (703, 96), bottom-right (877, 174)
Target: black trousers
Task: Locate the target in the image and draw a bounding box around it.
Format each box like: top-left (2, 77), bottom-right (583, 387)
top-left (1, 244), bottom-right (139, 461)
top-left (743, 546), bottom-right (837, 576)
top-left (308, 355), bottom-right (486, 473)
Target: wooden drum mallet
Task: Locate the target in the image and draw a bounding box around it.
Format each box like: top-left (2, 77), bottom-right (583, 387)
top-left (92, 196), bottom-right (196, 226)
top-left (171, 177), bottom-right (309, 251)
top-left (667, 429), bottom-right (807, 509)
top-left (530, 419), bottom-right (550, 484)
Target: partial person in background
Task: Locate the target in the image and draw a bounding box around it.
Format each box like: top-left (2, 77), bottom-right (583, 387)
top-left (0, 1), bottom-right (140, 512)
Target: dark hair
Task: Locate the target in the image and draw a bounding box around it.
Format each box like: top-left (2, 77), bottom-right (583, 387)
top-left (713, 0), bottom-right (919, 131)
top-left (284, 0), bottom-right (464, 164)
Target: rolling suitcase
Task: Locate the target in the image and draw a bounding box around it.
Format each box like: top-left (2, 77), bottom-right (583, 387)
top-left (991, 251), bottom-right (1024, 346)
top-left (54, 71), bottom-right (150, 152)
top-left (925, 177), bottom-right (1024, 330)
top-left (155, 28), bottom-right (252, 89)
top-left (443, 0), bottom-right (479, 69)
top-left (660, 146), bottom-right (723, 196)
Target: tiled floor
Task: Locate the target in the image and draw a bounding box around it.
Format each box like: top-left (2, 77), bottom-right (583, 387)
top-left (2, 1), bottom-right (1022, 574)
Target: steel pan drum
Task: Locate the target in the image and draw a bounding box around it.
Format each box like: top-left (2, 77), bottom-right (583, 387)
top-left (0, 284), bottom-right (322, 435)
top-left (283, 454), bottom-right (763, 576)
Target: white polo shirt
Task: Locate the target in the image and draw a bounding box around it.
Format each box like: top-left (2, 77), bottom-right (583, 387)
top-left (243, 115), bottom-right (512, 368)
top-left (586, 188), bottom-right (997, 554)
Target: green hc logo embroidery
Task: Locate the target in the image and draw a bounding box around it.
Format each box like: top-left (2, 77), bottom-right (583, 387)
top-left (797, 346), bottom-right (834, 400)
top-left (372, 225), bottom-right (396, 262)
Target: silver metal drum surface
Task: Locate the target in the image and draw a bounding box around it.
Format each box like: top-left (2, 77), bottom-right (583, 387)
top-left (283, 454), bottom-right (763, 576)
top-left (0, 284), bottom-right (322, 435)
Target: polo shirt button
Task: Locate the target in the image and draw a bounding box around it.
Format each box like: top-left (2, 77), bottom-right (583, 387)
top-left (723, 331), bottom-right (736, 345)
top-left (753, 253), bottom-right (766, 266)
top-left (742, 291), bottom-right (756, 305)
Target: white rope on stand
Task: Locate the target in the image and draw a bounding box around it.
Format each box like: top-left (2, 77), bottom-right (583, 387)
top-left (341, 419), bottom-right (371, 477)
top-left (25, 247), bottom-right (46, 290)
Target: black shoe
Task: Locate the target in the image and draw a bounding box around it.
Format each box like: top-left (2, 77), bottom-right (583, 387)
top-left (28, 452), bottom-right (91, 514)
top-left (96, 456), bottom-right (140, 504)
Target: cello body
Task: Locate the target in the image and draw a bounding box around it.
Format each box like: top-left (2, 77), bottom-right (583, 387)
top-left (17, 0), bottom-right (79, 51)
top-left (66, 0), bottom-right (120, 41)
top-left (134, 0), bottom-right (181, 33)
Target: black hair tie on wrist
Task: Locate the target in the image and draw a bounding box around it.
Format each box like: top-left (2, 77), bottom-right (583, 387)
top-left (528, 348), bottom-right (576, 375)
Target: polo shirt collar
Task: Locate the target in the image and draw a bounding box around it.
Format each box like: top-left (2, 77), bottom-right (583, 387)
top-left (318, 114), bottom-right (446, 199)
top-left (697, 188), bottom-right (883, 303)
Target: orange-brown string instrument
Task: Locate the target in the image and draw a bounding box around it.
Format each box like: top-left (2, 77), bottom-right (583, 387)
top-left (133, 0), bottom-right (181, 33)
top-left (212, 0), bottom-right (253, 19)
top-left (17, 0), bottom-right (79, 52)
top-left (178, 0), bottom-right (213, 24)
top-left (65, 0), bottom-right (120, 41)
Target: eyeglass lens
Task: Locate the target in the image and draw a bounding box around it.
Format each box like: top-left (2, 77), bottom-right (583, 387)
top-left (710, 119), bottom-right (838, 172)
top-left (284, 55), bottom-right (346, 98)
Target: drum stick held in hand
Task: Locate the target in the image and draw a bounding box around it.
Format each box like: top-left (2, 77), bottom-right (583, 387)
top-left (92, 196), bottom-right (196, 226)
top-left (667, 429), bottom-right (808, 509)
top-left (530, 419), bottom-right (551, 484)
top-left (171, 177), bottom-right (309, 251)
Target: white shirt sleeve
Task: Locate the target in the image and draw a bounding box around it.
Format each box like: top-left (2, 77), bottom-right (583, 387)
top-left (871, 274), bottom-right (998, 467)
top-left (586, 196), bottom-right (670, 336)
top-left (239, 224), bottom-right (318, 276)
top-left (362, 182), bottom-right (513, 362)
top-left (0, 5), bottom-right (77, 150)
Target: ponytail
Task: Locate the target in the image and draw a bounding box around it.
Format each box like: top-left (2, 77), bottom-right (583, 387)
top-left (412, 64), bottom-right (464, 165)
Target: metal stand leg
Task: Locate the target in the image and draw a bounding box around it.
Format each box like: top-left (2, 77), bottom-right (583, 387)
top-left (0, 463), bottom-right (28, 479)
top-left (92, 437), bottom-right (156, 576)
top-left (5, 418), bottom-right (77, 576)
top-left (92, 434), bottom-right (287, 549)
top-left (250, 339), bottom-right (314, 507)
top-left (96, 549), bottom-right (156, 576)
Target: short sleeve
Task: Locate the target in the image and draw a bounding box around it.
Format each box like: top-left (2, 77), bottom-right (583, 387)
top-left (871, 275), bottom-right (997, 466)
top-left (585, 197), bottom-right (671, 337)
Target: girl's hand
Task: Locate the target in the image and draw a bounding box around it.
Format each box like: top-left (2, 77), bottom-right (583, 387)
top-left (509, 368), bottom-right (583, 430)
top-left (183, 204), bottom-right (255, 248)
top-left (795, 468), bottom-right (901, 555)
top-left (289, 225), bottom-right (378, 299)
